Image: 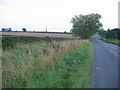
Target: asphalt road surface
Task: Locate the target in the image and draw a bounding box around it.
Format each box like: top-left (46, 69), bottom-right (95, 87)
top-left (93, 38), bottom-right (118, 88)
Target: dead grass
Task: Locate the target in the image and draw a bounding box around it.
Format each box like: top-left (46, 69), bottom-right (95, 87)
top-left (2, 40), bottom-right (87, 88)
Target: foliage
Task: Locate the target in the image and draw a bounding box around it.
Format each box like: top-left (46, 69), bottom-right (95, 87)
top-left (2, 28), bottom-right (12, 32)
top-left (2, 35), bottom-right (73, 50)
top-left (98, 28), bottom-right (120, 39)
top-left (103, 39), bottom-right (120, 45)
top-left (2, 40), bottom-right (93, 88)
top-left (71, 13), bottom-right (102, 39)
top-left (2, 36), bottom-right (18, 49)
top-left (98, 28), bottom-right (120, 45)
top-left (22, 28), bottom-right (27, 32)
top-left (105, 28), bottom-right (120, 39)
top-left (97, 29), bottom-right (106, 38)
top-left (2, 36), bottom-right (43, 50)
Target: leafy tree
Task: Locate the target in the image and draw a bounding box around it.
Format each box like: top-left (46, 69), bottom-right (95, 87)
top-left (8, 28), bottom-right (12, 32)
top-left (105, 28), bottom-right (119, 39)
top-left (22, 28), bottom-right (27, 32)
top-left (2, 28), bottom-right (12, 32)
top-left (2, 28), bottom-right (5, 32)
top-left (98, 28), bottom-right (106, 38)
top-left (71, 13), bottom-right (102, 39)
top-left (64, 31), bottom-right (66, 33)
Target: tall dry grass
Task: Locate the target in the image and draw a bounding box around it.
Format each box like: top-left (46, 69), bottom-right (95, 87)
top-left (2, 40), bottom-right (88, 88)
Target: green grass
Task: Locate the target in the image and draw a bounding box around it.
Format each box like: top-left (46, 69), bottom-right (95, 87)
top-left (2, 41), bottom-right (93, 88)
top-left (61, 42), bottom-right (93, 88)
top-left (28, 42), bottom-right (93, 88)
top-left (101, 38), bottom-right (120, 45)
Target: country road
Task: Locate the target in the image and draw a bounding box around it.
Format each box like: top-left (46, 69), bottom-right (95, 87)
top-left (93, 39), bottom-right (118, 88)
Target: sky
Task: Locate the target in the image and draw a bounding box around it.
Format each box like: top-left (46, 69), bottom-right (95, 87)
top-left (0, 0), bottom-right (119, 32)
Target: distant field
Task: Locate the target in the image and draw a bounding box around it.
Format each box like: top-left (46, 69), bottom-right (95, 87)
top-left (2, 32), bottom-right (75, 38)
top-left (1, 32), bottom-right (94, 88)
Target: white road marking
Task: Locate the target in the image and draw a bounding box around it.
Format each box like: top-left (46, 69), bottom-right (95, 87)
top-left (96, 67), bottom-right (100, 70)
top-left (95, 67), bottom-right (103, 70)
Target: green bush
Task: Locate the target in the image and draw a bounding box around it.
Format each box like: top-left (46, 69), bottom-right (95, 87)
top-left (2, 35), bottom-right (72, 50)
top-left (2, 36), bottom-right (18, 49)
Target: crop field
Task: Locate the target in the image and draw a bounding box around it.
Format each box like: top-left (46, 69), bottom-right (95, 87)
top-left (2, 32), bottom-right (75, 38)
top-left (1, 35), bottom-right (93, 88)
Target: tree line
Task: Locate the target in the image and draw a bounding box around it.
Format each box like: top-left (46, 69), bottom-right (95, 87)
top-left (71, 13), bottom-right (119, 40)
top-left (98, 28), bottom-right (120, 39)
top-left (2, 28), bottom-right (27, 32)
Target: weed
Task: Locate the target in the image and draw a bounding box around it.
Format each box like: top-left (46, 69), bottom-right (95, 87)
top-left (2, 39), bottom-right (93, 88)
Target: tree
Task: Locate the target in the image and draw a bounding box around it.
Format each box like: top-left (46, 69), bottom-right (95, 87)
top-left (98, 28), bottom-right (106, 38)
top-left (22, 28), bottom-right (27, 32)
top-left (105, 28), bottom-right (120, 39)
top-left (2, 28), bottom-right (5, 32)
top-left (71, 13), bottom-right (102, 39)
top-left (8, 28), bottom-right (12, 32)
top-left (2, 28), bottom-right (12, 32)
top-left (64, 31), bottom-right (66, 33)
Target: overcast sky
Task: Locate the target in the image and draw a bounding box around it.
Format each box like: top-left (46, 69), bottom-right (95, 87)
top-left (0, 0), bottom-right (119, 32)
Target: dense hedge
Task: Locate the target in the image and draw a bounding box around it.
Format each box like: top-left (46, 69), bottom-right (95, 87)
top-left (98, 28), bottom-right (120, 45)
top-left (98, 28), bottom-right (120, 39)
top-left (105, 28), bottom-right (120, 39)
top-left (2, 35), bottom-right (73, 50)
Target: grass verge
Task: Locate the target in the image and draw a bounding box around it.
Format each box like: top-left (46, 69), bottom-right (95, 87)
top-left (2, 40), bottom-right (93, 88)
top-left (100, 38), bottom-right (120, 45)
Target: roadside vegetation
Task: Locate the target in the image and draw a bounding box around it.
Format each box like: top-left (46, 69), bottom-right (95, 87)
top-left (98, 28), bottom-right (120, 45)
top-left (2, 13), bottom-right (101, 88)
top-left (2, 35), bottom-right (73, 50)
top-left (71, 13), bottom-right (102, 39)
top-left (101, 38), bottom-right (120, 45)
top-left (2, 36), bottom-right (93, 88)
